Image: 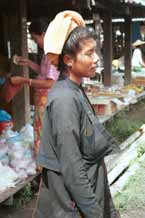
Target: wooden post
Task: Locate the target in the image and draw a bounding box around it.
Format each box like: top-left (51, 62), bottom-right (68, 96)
top-left (124, 15), bottom-right (132, 85)
top-left (93, 13), bottom-right (103, 61)
top-left (102, 11), bottom-right (112, 86)
top-left (11, 0), bottom-right (30, 130)
top-left (19, 0), bottom-right (30, 123)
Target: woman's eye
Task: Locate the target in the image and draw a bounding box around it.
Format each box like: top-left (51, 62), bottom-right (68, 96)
top-left (86, 51), bottom-right (93, 57)
top-left (86, 51), bottom-right (97, 57)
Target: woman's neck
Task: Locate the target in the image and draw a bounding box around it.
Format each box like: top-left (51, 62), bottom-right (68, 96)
top-left (68, 73), bottom-right (81, 85)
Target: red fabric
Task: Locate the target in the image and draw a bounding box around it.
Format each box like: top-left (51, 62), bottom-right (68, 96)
top-left (0, 121), bottom-right (13, 134)
top-left (0, 79), bottom-right (23, 102)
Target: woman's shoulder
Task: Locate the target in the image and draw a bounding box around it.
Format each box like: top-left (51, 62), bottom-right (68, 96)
top-left (48, 79), bottom-right (79, 102)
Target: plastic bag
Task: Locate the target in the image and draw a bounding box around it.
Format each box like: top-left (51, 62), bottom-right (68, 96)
top-left (0, 140), bottom-right (8, 159)
top-left (0, 162), bottom-right (18, 191)
top-left (1, 125), bottom-right (19, 142)
top-left (1, 154), bottom-right (9, 166)
top-left (0, 109), bottom-right (12, 122)
top-left (26, 161), bottom-right (36, 175)
top-left (20, 123), bottom-right (34, 144)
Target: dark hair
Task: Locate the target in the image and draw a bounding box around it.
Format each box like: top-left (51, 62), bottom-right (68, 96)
top-left (28, 18), bottom-right (49, 35)
top-left (58, 26), bottom-right (96, 73)
top-left (140, 21), bottom-right (145, 27)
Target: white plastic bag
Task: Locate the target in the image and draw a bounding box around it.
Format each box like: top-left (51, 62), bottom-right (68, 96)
top-left (20, 123), bottom-right (34, 144)
top-left (0, 162), bottom-right (18, 191)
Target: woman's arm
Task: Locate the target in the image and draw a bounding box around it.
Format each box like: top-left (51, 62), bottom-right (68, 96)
top-left (10, 76), bottom-right (55, 89)
top-left (16, 57), bottom-right (41, 73)
top-left (27, 59), bottom-right (41, 73)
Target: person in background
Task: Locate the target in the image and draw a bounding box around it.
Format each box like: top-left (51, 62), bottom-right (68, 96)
top-left (34, 11), bottom-right (120, 218)
top-left (132, 39), bottom-right (145, 75)
top-left (10, 18), bottom-right (59, 156)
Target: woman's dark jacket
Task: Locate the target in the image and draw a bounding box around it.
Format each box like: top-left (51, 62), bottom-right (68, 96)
top-left (37, 78), bottom-right (120, 218)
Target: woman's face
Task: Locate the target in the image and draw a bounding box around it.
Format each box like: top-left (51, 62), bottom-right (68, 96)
top-left (69, 38), bottom-right (99, 84)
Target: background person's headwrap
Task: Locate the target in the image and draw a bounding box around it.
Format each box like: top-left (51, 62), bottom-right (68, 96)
top-left (44, 10), bottom-right (85, 65)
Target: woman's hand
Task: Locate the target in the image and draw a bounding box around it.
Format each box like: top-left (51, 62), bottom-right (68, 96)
top-left (13, 55), bottom-right (40, 73)
top-left (17, 57), bottom-right (32, 67)
top-left (10, 76), bottom-right (29, 85)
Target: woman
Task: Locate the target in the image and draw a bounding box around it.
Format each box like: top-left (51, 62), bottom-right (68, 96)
top-left (10, 19), bottom-right (59, 156)
top-left (132, 39), bottom-right (145, 75)
top-left (35, 25), bottom-right (120, 218)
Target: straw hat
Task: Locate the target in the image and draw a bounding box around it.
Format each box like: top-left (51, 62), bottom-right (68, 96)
top-left (132, 39), bottom-right (145, 47)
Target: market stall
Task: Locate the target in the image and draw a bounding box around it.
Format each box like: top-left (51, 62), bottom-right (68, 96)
top-left (83, 79), bottom-right (145, 123)
top-left (0, 0), bottom-right (36, 203)
top-left (0, 0), bottom-right (145, 204)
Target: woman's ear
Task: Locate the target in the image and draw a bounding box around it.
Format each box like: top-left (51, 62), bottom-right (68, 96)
top-left (64, 54), bottom-right (74, 68)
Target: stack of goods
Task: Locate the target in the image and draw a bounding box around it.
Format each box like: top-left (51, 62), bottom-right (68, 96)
top-left (122, 84), bottom-right (144, 94)
top-left (86, 84), bottom-right (145, 116)
top-left (89, 96), bottom-right (117, 116)
top-left (131, 77), bottom-right (145, 87)
top-left (0, 161), bottom-right (18, 192)
top-left (0, 123), bottom-right (36, 192)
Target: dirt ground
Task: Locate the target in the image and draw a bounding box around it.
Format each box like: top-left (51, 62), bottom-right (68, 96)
top-left (0, 199), bottom-right (145, 218)
top-left (121, 208), bottom-right (145, 218)
top-left (0, 196), bottom-right (37, 218)
top-left (0, 196), bottom-right (145, 218)
top-left (127, 100), bottom-right (145, 123)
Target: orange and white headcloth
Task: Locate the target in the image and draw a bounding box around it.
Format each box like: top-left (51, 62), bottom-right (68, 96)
top-left (44, 10), bottom-right (85, 65)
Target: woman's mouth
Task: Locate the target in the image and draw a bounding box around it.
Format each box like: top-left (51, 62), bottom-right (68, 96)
top-left (91, 66), bottom-right (97, 72)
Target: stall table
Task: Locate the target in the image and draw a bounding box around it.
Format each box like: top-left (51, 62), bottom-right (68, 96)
top-left (0, 174), bottom-right (39, 204)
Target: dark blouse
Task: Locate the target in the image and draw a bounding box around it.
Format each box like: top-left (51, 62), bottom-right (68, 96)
top-left (36, 78), bottom-right (120, 218)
